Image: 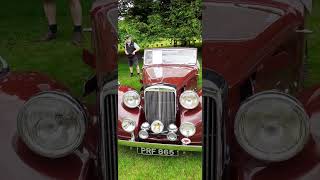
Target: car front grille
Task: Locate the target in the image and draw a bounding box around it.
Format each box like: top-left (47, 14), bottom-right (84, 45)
top-left (203, 95), bottom-right (217, 179)
top-left (144, 85), bottom-right (176, 129)
top-left (100, 81), bottom-right (118, 180)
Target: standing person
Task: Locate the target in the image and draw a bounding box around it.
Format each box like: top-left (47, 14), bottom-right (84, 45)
top-left (41, 0), bottom-right (83, 45)
top-left (124, 35), bottom-right (141, 77)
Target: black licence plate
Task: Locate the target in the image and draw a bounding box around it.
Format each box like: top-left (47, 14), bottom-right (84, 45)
top-left (137, 147), bottom-right (179, 156)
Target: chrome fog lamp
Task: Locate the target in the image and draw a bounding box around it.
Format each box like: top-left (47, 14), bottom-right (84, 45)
top-left (235, 91), bottom-right (310, 162)
top-left (180, 122), bottom-right (196, 137)
top-left (121, 118), bottom-right (136, 133)
top-left (167, 132), bottom-right (177, 141)
top-left (141, 122), bottom-right (150, 130)
top-left (179, 90), bottom-right (200, 109)
top-left (17, 92), bottom-right (86, 158)
top-left (168, 124), bottom-right (178, 133)
top-left (123, 90), bottom-right (140, 108)
top-left (139, 130), bottom-right (149, 139)
top-left (151, 120), bottom-right (164, 134)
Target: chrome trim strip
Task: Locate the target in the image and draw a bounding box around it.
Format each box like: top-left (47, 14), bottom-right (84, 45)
top-left (118, 140), bottom-right (202, 152)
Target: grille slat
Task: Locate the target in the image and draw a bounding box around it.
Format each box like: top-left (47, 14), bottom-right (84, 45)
top-left (103, 93), bottom-right (118, 180)
top-left (203, 96), bottom-right (217, 180)
top-left (145, 87), bottom-right (176, 129)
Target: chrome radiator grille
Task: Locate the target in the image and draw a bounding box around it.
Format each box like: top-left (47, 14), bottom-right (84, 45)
top-left (203, 95), bottom-right (217, 179)
top-left (144, 86), bottom-right (176, 129)
top-left (100, 81), bottom-right (118, 180)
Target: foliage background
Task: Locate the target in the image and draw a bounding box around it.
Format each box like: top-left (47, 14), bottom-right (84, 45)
top-left (118, 0), bottom-right (202, 50)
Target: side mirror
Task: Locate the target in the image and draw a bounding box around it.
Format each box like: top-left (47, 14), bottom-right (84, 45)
top-left (82, 49), bottom-right (96, 69)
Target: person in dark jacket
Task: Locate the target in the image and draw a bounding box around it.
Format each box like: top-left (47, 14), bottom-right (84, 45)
top-left (124, 35), bottom-right (141, 77)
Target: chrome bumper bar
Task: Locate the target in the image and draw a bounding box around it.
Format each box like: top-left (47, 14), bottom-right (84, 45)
top-left (118, 140), bottom-right (202, 152)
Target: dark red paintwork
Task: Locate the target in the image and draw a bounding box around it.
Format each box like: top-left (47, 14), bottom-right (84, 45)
top-left (203, 0), bottom-right (319, 179)
top-left (0, 0), bottom-right (117, 179)
top-left (118, 50), bottom-right (202, 145)
top-left (143, 65), bottom-right (199, 90)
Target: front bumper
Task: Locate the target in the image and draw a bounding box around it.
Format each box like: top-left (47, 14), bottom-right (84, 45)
top-left (118, 140), bottom-right (202, 152)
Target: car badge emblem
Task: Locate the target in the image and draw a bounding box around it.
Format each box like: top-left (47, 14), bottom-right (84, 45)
top-left (181, 138), bottom-right (191, 145)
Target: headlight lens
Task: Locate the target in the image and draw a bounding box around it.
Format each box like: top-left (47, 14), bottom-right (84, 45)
top-left (180, 122), bottom-right (196, 137)
top-left (17, 92), bottom-right (86, 158)
top-left (168, 124), bottom-right (178, 133)
top-left (151, 120), bottom-right (164, 134)
top-left (179, 90), bottom-right (199, 109)
top-left (121, 118), bottom-right (136, 133)
top-left (141, 122), bottom-right (150, 130)
top-left (123, 90), bottom-right (140, 108)
top-left (167, 132), bottom-right (177, 141)
top-left (139, 130), bottom-right (149, 139)
top-left (235, 91), bottom-right (309, 162)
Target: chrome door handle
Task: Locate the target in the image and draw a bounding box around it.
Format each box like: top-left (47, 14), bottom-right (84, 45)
top-left (295, 29), bottom-right (313, 34)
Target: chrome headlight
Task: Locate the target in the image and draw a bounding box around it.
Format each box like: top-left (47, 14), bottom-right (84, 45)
top-left (123, 90), bottom-right (140, 108)
top-left (235, 91), bottom-right (309, 162)
top-left (141, 122), bottom-right (150, 130)
top-left (151, 120), bottom-right (164, 134)
top-left (121, 118), bottom-right (136, 133)
top-left (179, 122), bottom-right (196, 137)
top-left (139, 130), bottom-right (149, 139)
top-left (168, 124), bottom-right (178, 133)
top-left (179, 90), bottom-right (200, 109)
top-left (167, 132), bottom-right (178, 141)
top-left (17, 92), bottom-right (86, 158)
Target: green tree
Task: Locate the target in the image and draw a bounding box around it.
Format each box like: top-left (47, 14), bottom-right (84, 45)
top-left (119, 0), bottom-right (201, 47)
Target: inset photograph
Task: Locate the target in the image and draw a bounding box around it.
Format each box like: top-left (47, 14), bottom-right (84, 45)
top-left (118, 0), bottom-right (202, 179)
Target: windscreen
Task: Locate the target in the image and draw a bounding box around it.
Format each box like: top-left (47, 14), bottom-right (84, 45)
top-left (144, 49), bottom-right (197, 65)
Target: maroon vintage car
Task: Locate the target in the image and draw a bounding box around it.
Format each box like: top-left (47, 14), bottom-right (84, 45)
top-left (0, 0), bottom-right (118, 179)
top-left (118, 48), bottom-right (202, 155)
top-left (202, 0), bottom-right (318, 180)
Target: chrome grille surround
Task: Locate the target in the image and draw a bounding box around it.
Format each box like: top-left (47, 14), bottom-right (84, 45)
top-left (100, 80), bottom-right (118, 180)
top-left (144, 85), bottom-right (177, 131)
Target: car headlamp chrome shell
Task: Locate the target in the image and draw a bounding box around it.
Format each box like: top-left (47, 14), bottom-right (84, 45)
top-left (141, 122), bottom-right (150, 130)
top-left (179, 122), bottom-right (196, 137)
top-left (17, 91), bottom-right (87, 158)
top-left (139, 130), bottom-right (149, 139)
top-left (179, 90), bottom-right (200, 109)
top-left (168, 124), bottom-right (178, 133)
top-left (121, 118), bottom-right (136, 133)
top-left (123, 90), bottom-right (140, 108)
top-left (151, 120), bottom-right (164, 134)
top-left (235, 91), bottom-right (310, 162)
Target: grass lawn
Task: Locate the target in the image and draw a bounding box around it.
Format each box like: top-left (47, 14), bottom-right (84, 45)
top-left (0, 1), bottom-right (319, 180)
